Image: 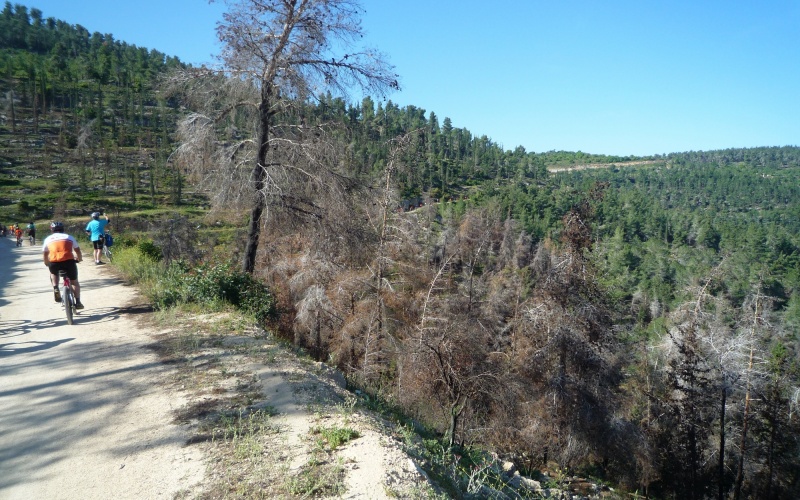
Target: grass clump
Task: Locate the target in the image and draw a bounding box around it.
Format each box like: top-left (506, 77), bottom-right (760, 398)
top-left (209, 408), bottom-right (278, 443)
top-left (287, 457), bottom-right (347, 497)
top-left (311, 425), bottom-right (360, 450)
top-left (112, 246), bottom-right (276, 325)
top-left (112, 245), bottom-right (162, 284)
top-left (199, 408), bottom-right (287, 499)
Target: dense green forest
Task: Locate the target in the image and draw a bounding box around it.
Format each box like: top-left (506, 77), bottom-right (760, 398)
top-left (0, 1), bottom-right (186, 220)
top-left (2, 3), bottom-right (799, 498)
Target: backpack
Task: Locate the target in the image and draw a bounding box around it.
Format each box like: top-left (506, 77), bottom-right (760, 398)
top-left (104, 233), bottom-right (114, 247)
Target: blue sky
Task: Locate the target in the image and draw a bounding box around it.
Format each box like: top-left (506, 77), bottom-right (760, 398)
top-left (15, 0), bottom-right (800, 156)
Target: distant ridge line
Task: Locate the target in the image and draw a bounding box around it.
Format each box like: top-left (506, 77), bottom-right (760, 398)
top-left (548, 160), bottom-right (660, 173)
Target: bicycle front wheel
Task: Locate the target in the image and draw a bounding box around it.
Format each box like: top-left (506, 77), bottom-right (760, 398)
top-left (63, 286), bottom-right (74, 325)
top-left (104, 246), bottom-right (113, 263)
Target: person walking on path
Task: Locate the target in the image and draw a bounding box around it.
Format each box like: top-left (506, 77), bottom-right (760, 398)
top-left (42, 220), bottom-right (84, 309)
top-left (26, 221), bottom-right (36, 244)
top-left (85, 212), bottom-right (110, 264)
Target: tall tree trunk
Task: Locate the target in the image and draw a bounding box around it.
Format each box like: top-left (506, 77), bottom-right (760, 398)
top-left (150, 165), bottom-right (156, 203)
top-left (129, 164), bottom-right (137, 206)
top-left (719, 386), bottom-right (727, 500)
top-left (33, 91), bottom-right (39, 133)
top-left (735, 296), bottom-right (760, 500)
top-left (765, 399), bottom-right (777, 500)
top-left (734, 365), bottom-right (753, 500)
top-left (242, 85), bottom-right (272, 273)
top-left (314, 311), bottom-right (321, 360)
top-left (688, 421), bottom-right (698, 500)
top-left (8, 90), bottom-right (16, 134)
top-left (171, 169), bottom-right (182, 205)
top-left (447, 400), bottom-right (462, 449)
top-left (40, 69), bottom-right (47, 115)
top-left (103, 148), bottom-right (111, 193)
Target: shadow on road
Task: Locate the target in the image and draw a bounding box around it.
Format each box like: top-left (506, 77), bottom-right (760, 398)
top-left (0, 355), bottom-right (164, 398)
top-left (0, 307), bottom-right (123, 339)
top-left (0, 338), bottom-right (75, 356)
top-left (0, 237), bottom-right (26, 309)
top-left (116, 303), bottom-right (155, 315)
top-left (0, 344), bottom-right (175, 491)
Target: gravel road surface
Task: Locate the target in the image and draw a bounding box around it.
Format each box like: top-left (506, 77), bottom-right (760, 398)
top-left (0, 234), bottom-right (203, 500)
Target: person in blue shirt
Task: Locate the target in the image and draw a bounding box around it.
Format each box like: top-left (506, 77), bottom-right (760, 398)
top-left (85, 212), bottom-right (110, 264)
top-left (26, 221), bottom-right (36, 244)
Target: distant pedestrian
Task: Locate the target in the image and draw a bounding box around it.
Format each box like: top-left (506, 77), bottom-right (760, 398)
top-left (26, 221), bottom-right (35, 244)
top-left (85, 212), bottom-right (110, 264)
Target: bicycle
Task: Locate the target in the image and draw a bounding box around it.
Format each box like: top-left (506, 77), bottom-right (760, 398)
top-left (102, 234), bottom-right (113, 263)
top-left (28, 232), bottom-right (35, 245)
top-left (16, 233), bottom-right (22, 247)
top-left (58, 270), bottom-right (77, 325)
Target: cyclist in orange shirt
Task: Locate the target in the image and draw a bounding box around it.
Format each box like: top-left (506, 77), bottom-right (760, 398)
top-left (42, 221), bottom-right (84, 309)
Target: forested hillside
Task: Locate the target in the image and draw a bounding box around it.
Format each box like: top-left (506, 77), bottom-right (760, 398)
top-left (0, 2), bottom-right (186, 222)
top-left (2, 3), bottom-right (799, 498)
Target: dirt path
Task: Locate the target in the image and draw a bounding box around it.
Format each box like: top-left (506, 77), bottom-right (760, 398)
top-left (0, 234), bottom-right (435, 499)
top-left (0, 235), bottom-right (204, 499)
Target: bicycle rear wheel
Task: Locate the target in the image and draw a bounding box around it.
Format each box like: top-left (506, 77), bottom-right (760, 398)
top-left (62, 284), bottom-right (74, 325)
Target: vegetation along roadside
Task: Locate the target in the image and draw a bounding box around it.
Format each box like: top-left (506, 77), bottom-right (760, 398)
top-left (1, 2), bottom-right (798, 498)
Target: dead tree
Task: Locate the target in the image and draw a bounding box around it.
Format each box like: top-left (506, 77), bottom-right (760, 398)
top-left (166, 0), bottom-right (398, 273)
top-left (406, 254), bottom-right (500, 449)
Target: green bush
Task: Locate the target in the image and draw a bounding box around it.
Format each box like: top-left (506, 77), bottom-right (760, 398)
top-left (111, 246), bottom-right (276, 325)
top-left (113, 246), bottom-right (161, 285)
top-left (182, 263), bottom-right (276, 323)
top-left (185, 263), bottom-right (246, 303)
top-left (239, 278), bottom-right (277, 324)
top-left (137, 240), bottom-right (163, 261)
top-left (149, 262), bottom-right (190, 310)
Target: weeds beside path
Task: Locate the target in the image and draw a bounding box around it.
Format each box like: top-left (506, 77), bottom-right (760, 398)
top-left (147, 307), bottom-right (435, 499)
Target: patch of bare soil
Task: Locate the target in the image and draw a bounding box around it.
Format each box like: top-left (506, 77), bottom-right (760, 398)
top-left (144, 312), bottom-right (435, 499)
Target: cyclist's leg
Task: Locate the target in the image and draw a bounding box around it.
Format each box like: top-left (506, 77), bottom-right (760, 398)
top-left (64, 260), bottom-right (82, 305)
top-left (49, 264), bottom-right (62, 302)
top-left (72, 279), bottom-right (81, 303)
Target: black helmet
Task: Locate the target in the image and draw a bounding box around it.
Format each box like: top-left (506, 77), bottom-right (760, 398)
top-left (50, 221), bottom-right (64, 232)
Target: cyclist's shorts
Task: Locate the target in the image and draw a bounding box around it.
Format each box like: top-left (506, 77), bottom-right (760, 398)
top-left (49, 260), bottom-right (78, 281)
top-left (93, 239), bottom-right (105, 250)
